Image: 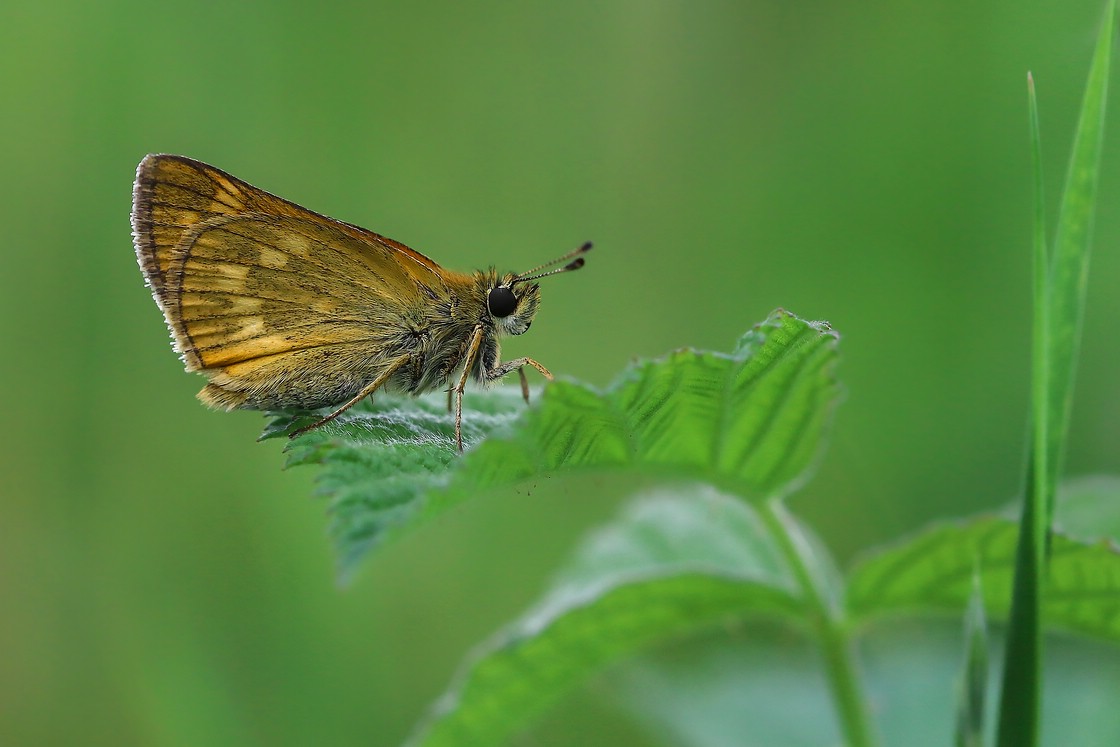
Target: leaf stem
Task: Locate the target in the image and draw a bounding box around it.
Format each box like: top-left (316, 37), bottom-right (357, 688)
top-left (760, 498), bottom-right (879, 747)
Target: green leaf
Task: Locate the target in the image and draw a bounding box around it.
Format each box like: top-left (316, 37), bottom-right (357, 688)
top-left (847, 477), bottom-right (1120, 643)
top-left (611, 632), bottom-right (840, 747)
top-left (1053, 475), bottom-right (1120, 540)
top-left (262, 388), bottom-right (528, 578)
top-left (264, 309), bottom-right (842, 579)
top-left (550, 486), bottom-right (797, 589)
top-left (404, 487), bottom-right (806, 747)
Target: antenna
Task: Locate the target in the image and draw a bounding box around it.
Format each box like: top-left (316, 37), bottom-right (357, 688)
top-left (512, 242), bottom-right (592, 284)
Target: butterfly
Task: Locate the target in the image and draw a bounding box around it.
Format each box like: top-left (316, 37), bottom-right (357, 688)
top-left (131, 154), bottom-right (588, 449)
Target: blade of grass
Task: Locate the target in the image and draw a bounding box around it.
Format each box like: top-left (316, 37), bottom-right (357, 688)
top-left (1028, 69), bottom-right (1051, 545)
top-left (994, 71), bottom-right (1049, 747)
top-left (996, 5), bottom-right (1114, 746)
top-left (1043, 2), bottom-right (1114, 494)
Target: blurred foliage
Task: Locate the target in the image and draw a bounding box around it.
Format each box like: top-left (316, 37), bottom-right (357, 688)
top-left (412, 481), bottom-right (1120, 746)
top-left (1, 1), bottom-right (1118, 745)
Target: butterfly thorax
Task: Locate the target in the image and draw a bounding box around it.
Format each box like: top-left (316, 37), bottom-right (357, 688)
top-left (400, 268), bottom-right (541, 394)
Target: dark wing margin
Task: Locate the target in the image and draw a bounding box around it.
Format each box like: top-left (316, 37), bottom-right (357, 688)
top-left (131, 154), bottom-right (258, 307)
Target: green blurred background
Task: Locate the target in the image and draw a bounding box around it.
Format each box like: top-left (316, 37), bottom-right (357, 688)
top-left (2, 1), bottom-right (1118, 745)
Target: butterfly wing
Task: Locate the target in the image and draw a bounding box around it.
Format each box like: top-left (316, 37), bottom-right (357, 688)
top-left (131, 154), bottom-right (460, 410)
top-left (132, 154), bottom-right (445, 302)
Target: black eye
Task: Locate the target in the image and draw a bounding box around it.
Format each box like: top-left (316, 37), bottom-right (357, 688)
top-left (487, 286), bottom-right (518, 318)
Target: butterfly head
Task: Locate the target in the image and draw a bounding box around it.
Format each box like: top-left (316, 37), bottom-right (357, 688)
top-left (487, 279), bottom-right (540, 336)
top-left (486, 242), bottom-right (591, 337)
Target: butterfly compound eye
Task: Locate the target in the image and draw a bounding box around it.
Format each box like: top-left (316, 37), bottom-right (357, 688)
top-left (487, 286), bottom-right (518, 318)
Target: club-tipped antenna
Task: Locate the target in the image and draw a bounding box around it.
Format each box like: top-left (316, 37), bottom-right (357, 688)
top-left (512, 241), bottom-right (592, 284)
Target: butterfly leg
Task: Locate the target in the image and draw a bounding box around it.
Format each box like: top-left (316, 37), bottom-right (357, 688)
top-left (288, 353), bottom-right (412, 439)
top-left (518, 367), bottom-right (530, 403)
top-left (487, 358), bottom-right (554, 404)
top-left (452, 326), bottom-right (486, 451)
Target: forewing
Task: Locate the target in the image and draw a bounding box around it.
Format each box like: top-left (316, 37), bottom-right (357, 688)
top-left (130, 154), bottom-right (463, 376)
top-left (131, 154), bottom-right (445, 307)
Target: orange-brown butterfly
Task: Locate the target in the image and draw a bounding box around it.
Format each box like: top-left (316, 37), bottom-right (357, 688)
top-left (131, 154), bottom-right (589, 450)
